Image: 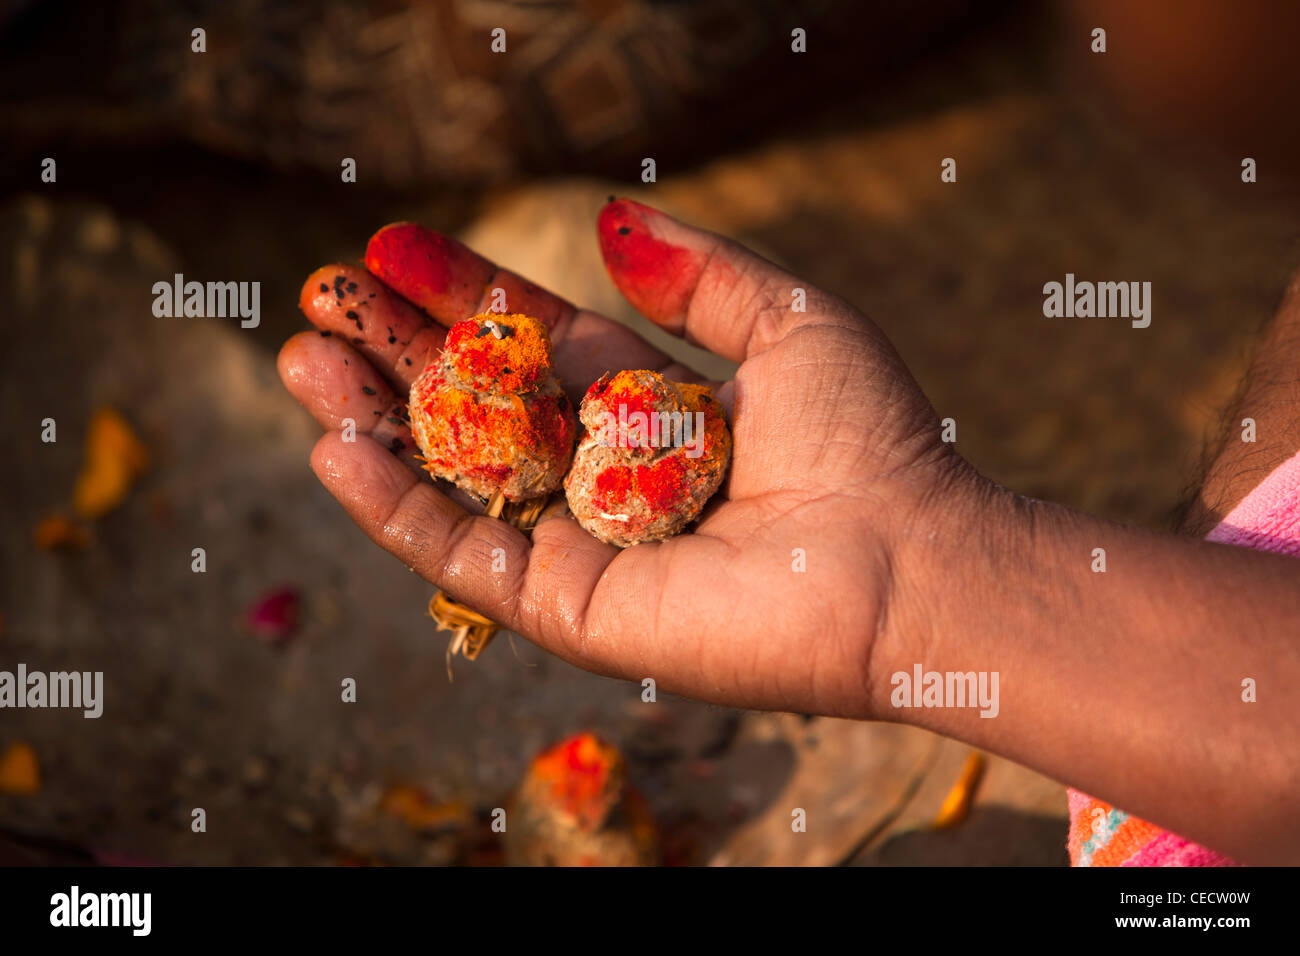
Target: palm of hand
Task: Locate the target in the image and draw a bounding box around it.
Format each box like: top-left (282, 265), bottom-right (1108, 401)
top-left (280, 200), bottom-right (951, 717)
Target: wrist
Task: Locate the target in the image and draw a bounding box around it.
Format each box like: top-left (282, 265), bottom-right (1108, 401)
top-left (866, 455), bottom-right (1035, 726)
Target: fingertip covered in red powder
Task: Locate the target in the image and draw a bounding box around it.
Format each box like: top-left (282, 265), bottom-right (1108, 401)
top-left (364, 222), bottom-right (493, 316)
top-left (597, 199), bottom-right (706, 322)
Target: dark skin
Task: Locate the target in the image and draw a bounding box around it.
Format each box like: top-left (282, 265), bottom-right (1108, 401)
top-left (1179, 271), bottom-right (1300, 535)
top-left (280, 200), bottom-right (1300, 864)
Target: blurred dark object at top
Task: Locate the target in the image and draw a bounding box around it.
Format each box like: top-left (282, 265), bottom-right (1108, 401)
top-left (1062, 0), bottom-right (1300, 177)
top-left (1, 0), bottom-right (979, 187)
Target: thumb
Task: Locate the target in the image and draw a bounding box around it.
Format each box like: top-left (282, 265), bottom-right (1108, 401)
top-left (597, 198), bottom-right (848, 364)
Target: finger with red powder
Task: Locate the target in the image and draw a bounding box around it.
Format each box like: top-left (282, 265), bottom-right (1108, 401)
top-left (365, 222), bottom-right (716, 395)
top-left (365, 223), bottom-right (571, 330)
top-left (277, 331), bottom-right (421, 468)
top-left (299, 264), bottom-right (447, 390)
top-left (598, 198), bottom-right (853, 363)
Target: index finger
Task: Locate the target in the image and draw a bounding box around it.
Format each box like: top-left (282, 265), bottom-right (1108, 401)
top-left (363, 222), bottom-right (716, 392)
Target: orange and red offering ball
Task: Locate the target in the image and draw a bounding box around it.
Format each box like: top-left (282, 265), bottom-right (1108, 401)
top-left (408, 313), bottom-right (575, 502)
top-left (505, 732), bottom-right (658, 866)
top-left (564, 370), bottom-right (731, 547)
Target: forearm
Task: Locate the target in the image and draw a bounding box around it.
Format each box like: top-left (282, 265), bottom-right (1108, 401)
top-left (880, 472), bottom-right (1300, 864)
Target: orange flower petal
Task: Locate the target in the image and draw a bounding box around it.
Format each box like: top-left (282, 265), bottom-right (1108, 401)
top-left (33, 513), bottom-right (91, 551)
top-left (0, 742), bottom-right (41, 795)
top-left (73, 406), bottom-right (149, 519)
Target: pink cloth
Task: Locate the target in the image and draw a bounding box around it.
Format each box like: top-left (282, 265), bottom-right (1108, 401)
top-left (1204, 449), bottom-right (1300, 555)
top-left (1068, 448), bottom-right (1300, 866)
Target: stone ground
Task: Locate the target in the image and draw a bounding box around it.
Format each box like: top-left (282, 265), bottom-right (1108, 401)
top-left (3, 11), bottom-right (1299, 865)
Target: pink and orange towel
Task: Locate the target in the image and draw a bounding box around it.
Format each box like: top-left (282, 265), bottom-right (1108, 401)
top-left (1067, 448), bottom-right (1300, 866)
top-left (1067, 790), bottom-right (1236, 867)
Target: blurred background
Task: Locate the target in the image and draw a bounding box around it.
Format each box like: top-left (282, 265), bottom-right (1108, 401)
top-left (3, 0), bottom-right (1300, 865)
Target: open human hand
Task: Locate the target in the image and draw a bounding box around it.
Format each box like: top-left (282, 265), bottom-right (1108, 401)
top-left (278, 199), bottom-right (965, 717)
